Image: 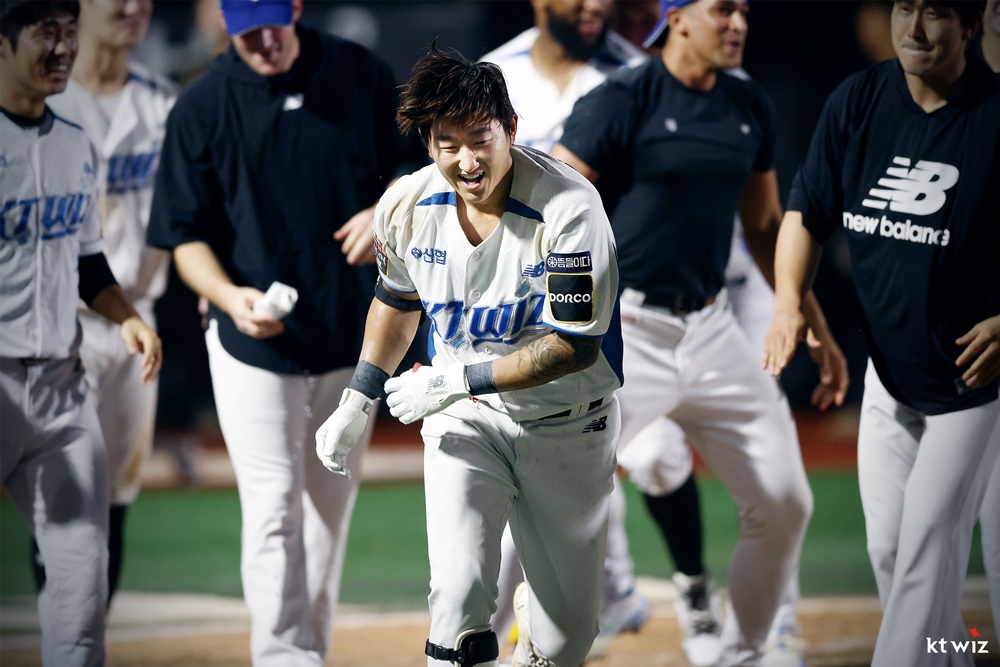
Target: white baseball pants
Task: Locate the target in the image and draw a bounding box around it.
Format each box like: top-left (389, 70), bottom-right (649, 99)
top-left (206, 322), bottom-right (372, 667)
top-left (859, 361), bottom-right (1000, 667)
top-left (1, 355), bottom-right (109, 667)
top-left (615, 294), bottom-right (812, 666)
top-left (422, 396), bottom-right (619, 667)
top-left (78, 301), bottom-right (158, 505)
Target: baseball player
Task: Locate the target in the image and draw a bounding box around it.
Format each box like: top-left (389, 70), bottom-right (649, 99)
top-left (552, 0), bottom-right (849, 664)
top-left (0, 1), bottom-right (162, 665)
top-left (146, 1), bottom-right (418, 665)
top-left (765, 1), bottom-right (999, 664)
top-left (477, 0), bottom-right (648, 655)
top-left (316, 46), bottom-right (623, 667)
top-left (26, 0), bottom-right (176, 606)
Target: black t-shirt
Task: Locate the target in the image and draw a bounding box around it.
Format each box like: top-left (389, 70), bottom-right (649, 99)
top-left (148, 26), bottom-right (423, 374)
top-left (559, 58), bottom-right (776, 300)
top-left (788, 56), bottom-right (1000, 414)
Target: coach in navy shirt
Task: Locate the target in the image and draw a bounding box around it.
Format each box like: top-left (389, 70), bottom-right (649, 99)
top-left (147, 1), bottom-right (420, 665)
top-left (765, 2), bottom-right (1000, 665)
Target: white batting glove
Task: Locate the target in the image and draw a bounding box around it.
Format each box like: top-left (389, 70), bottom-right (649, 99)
top-left (315, 388), bottom-right (373, 479)
top-left (384, 363), bottom-right (470, 425)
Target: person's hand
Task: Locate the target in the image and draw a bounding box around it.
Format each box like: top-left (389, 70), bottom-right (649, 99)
top-left (334, 206), bottom-right (376, 266)
top-left (315, 388), bottom-right (373, 479)
top-left (384, 363), bottom-right (470, 425)
top-left (805, 327), bottom-right (849, 410)
top-left (119, 317), bottom-right (162, 384)
top-left (220, 285), bottom-right (285, 339)
top-left (956, 314), bottom-right (1000, 388)
top-left (763, 306), bottom-right (807, 377)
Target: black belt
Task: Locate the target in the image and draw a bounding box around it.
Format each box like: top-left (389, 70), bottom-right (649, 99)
top-left (539, 398), bottom-right (604, 420)
top-left (19, 357), bottom-right (51, 367)
top-left (643, 293), bottom-right (716, 315)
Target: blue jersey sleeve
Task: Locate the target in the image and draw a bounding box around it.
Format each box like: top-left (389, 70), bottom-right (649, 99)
top-left (559, 80), bottom-right (639, 174)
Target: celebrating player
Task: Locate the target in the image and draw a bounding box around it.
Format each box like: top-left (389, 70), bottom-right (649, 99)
top-left (146, 1), bottom-right (419, 664)
top-left (478, 0), bottom-right (648, 657)
top-left (316, 46), bottom-right (623, 667)
top-left (27, 0), bottom-right (176, 608)
top-left (552, 0), bottom-right (848, 664)
top-left (0, 1), bottom-right (162, 664)
top-left (765, 1), bottom-right (999, 665)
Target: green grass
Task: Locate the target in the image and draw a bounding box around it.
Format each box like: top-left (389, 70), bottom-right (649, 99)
top-left (0, 472), bottom-right (983, 609)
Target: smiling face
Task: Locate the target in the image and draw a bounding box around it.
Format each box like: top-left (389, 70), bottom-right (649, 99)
top-left (80, 0), bottom-right (151, 51)
top-left (428, 117), bottom-right (517, 213)
top-left (673, 0), bottom-right (749, 71)
top-left (891, 1), bottom-right (973, 82)
top-left (0, 12), bottom-right (78, 113)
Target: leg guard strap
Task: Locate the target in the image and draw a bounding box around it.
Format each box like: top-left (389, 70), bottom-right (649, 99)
top-left (425, 627), bottom-right (498, 665)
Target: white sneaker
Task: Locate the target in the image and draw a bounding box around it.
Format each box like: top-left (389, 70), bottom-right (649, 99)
top-left (672, 572), bottom-right (724, 667)
top-left (585, 588), bottom-right (651, 659)
top-left (762, 624), bottom-right (807, 667)
top-left (511, 582), bottom-right (556, 667)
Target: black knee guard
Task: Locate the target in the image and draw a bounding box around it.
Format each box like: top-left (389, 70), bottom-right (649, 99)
top-left (425, 627), bottom-right (498, 665)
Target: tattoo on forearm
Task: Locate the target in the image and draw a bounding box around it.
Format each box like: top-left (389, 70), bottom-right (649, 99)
top-left (517, 333), bottom-right (600, 382)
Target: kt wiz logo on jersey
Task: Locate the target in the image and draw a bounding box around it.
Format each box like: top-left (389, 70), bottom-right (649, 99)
top-left (1, 192), bottom-right (94, 244)
top-left (844, 157), bottom-right (959, 247)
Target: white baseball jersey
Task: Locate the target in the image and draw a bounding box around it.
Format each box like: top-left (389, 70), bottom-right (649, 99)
top-left (0, 110), bottom-right (102, 359)
top-left (48, 63), bottom-right (176, 306)
top-left (374, 145), bottom-right (622, 421)
top-left (481, 28), bottom-right (646, 153)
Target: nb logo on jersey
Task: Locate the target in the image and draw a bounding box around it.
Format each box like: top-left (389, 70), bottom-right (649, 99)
top-left (583, 416), bottom-right (608, 433)
top-left (862, 157), bottom-right (959, 216)
top-left (522, 262), bottom-right (544, 278)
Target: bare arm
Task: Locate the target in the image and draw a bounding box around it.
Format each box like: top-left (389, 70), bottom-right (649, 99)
top-left (741, 175), bottom-right (848, 407)
top-left (551, 143), bottom-right (601, 183)
top-left (88, 285), bottom-right (162, 383)
top-left (172, 241), bottom-right (284, 339)
top-left (357, 290), bottom-right (424, 375)
top-left (492, 331), bottom-right (602, 391)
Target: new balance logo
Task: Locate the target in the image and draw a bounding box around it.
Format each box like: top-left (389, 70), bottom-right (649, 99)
top-left (523, 262), bottom-right (544, 278)
top-left (583, 416), bottom-right (608, 433)
top-left (426, 375), bottom-right (446, 391)
top-left (862, 157), bottom-right (959, 216)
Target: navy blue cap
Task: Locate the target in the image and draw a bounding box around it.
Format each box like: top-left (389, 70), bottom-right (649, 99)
top-left (220, 0), bottom-right (293, 37)
top-left (643, 0), bottom-right (699, 48)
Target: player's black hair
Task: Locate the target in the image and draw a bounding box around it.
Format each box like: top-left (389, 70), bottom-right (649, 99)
top-left (397, 44), bottom-right (516, 148)
top-left (0, 0), bottom-right (79, 50)
top-left (895, 1), bottom-right (984, 30)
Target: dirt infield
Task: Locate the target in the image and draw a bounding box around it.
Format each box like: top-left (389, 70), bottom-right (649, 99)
top-left (2, 595), bottom-right (996, 667)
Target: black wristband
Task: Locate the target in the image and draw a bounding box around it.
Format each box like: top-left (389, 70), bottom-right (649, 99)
top-left (348, 360), bottom-right (390, 400)
top-left (78, 252), bottom-right (118, 305)
top-left (465, 361), bottom-right (496, 396)
top-left (375, 280), bottom-right (423, 312)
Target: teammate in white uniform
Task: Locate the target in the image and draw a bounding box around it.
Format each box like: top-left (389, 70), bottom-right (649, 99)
top-left (34, 0), bottom-right (176, 605)
top-left (767, 2), bottom-right (999, 664)
top-left (478, 2), bottom-right (648, 656)
top-left (0, 2), bottom-right (161, 664)
top-left (316, 47), bottom-right (623, 667)
top-left (553, 0), bottom-right (848, 664)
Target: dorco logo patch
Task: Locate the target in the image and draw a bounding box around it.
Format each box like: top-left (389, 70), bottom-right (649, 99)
top-left (546, 251), bottom-right (592, 273)
top-left (374, 235), bottom-right (389, 277)
top-left (547, 273), bottom-right (594, 323)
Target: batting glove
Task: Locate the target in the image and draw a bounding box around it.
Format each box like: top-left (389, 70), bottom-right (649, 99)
top-left (384, 363), bottom-right (470, 425)
top-left (315, 388), bottom-right (372, 479)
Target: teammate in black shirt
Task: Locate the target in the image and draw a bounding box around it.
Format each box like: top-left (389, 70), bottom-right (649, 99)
top-left (766, 2), bottom-right (1000, 665)
top-left (554, 0), bottom-right (847, 663)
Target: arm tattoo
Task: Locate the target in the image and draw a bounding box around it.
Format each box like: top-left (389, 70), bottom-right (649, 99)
top-left (516, 332), bottom-right (601, 383)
